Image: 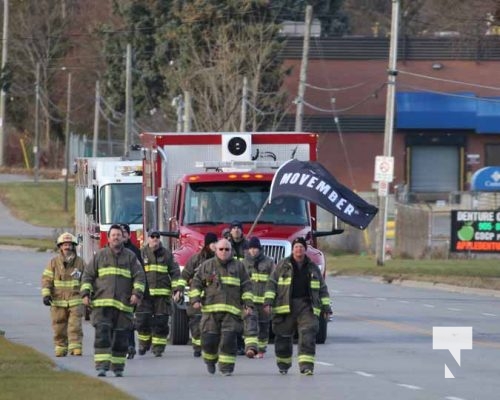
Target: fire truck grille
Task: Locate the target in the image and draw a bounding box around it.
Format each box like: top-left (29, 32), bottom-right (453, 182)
top-left (261, 240), bottom-right (291, 264)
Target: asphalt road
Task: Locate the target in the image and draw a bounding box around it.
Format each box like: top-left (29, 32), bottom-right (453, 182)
top-left (1, 247), bottom-right (499, 400)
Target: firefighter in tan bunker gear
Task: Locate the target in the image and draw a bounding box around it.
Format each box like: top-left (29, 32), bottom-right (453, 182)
top-left (264, 237), bottom-right (332, 376)
top-left (41, 232), bottom-right (85, 357)
top-left (81, 224), bottom-right (146, 377)
top-left (135, 230), bottom-right (182, 357)
top-left (190, 238), bottom-right (254, 376)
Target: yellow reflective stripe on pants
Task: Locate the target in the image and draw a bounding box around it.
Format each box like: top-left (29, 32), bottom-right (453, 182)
top-left (298, 354), bottom-right (315, 364)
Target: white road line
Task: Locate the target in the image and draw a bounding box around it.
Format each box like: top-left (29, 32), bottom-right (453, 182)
top-left (481, 312), bottom-right (497, 317)
top-left (25, 282), bottom-right (33, 286)
top-left (355, 371), bottom-right (374, 377)
top-left (445, 396), bottom-right (467, 400)
top-left (315, 361), bottom-right (334, 367)
top-left (16, 281), bottom-right (24, 284)
top-left (399, 300), bottom-right (410, 304)
top-left (423, 304), bottom-right (435, 308)
top-left (447, 307), bottom-right (462, 312)
top-left (397, 384), bottom-right (422, 390)
top-left (375, 297), bottom-right (387, 301)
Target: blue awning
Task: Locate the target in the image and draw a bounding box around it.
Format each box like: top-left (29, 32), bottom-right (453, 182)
top-left (396, 92), bottom-right (500, 134)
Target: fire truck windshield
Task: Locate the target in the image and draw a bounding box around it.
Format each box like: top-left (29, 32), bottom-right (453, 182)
top-left (100, 183), bottom-right (143, 224)
top-left (184, 182), bottom-right (309, 225)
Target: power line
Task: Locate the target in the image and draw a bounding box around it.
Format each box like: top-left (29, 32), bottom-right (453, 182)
top-left (398, 69), bottom-right (500, 91)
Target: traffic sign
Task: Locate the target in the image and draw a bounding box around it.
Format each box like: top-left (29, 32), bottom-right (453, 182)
top-left (374, 156), bottom-right (394, 182)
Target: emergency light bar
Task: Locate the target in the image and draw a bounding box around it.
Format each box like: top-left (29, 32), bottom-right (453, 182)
top-left (195, 160), bottom-right (281, 170)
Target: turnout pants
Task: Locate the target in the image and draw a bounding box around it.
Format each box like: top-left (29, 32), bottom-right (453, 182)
top-left (135, 296), bottom-right (171, 354)
top-left (51, 305), bottom-right (83, 355)
top-left (243, 304), bottom-right (270, 353)
top-left (187, 303), bottom-right (202, 351)
top-left (272, 298), bottom-right (319, 373)
top-left (200, 312), bottom-right (242, 374)
top-left (91, 306), bottom-right (133, 372)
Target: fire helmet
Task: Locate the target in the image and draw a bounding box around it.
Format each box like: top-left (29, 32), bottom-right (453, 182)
top-left (56, 232), bottom-right (78, 246)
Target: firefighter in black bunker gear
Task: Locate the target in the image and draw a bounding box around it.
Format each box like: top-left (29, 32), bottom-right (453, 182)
top-left (264, 237), bottom-right (332, 376)
top-left (41, 232), bottom-right (85, 357)
top-left (135, 230), bottom-right (182, 357)
top-left (189, 238), bottom-right (254, 376)
top-left (182, 232), bottom-right (218, 357)
top-left (81, 224), bottom-right (146, 377)
top-left (242, 236), bottom-right (275, 358)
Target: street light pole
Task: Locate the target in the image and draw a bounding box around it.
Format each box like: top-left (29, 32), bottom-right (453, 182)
top-left (376, 0), bottom-right (400, 265)
top-left (63, 72), bottom-right (71, 212)
top-left (0, 0), bottom-right (9, 167)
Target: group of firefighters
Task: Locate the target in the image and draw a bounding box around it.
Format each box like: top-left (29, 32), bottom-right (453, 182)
top-left (41, 220), bottom-right (332, 377)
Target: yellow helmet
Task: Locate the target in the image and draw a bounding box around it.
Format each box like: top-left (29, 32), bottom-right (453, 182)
top-left (57, 232), bottom-right (78, 246)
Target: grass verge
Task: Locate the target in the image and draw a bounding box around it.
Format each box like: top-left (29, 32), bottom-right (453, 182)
top-left (0, 236), bottom-right (56, 251)
top-left (326, 254), bottom-right (500, 290)
top-left (0, 181), bottom-right (74, 227)
top-left (0, 336), bottom-right (135, 400)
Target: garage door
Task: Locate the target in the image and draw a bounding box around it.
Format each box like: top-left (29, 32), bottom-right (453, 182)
top-left (410, 146), bottom-right (459, 192)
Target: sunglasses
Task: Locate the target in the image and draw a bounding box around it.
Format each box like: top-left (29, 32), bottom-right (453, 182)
top-left (218, 248), bottom-right (231, 251)
top-left (150, 234), bottom-right (160, 239)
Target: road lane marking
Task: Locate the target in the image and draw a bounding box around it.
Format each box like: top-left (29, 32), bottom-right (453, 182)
top-left (355, 371), bottom-right (374, 377)
top-left (376, 297), bottom-right (387, 301)
top-left (397, 383), bottom-right (422, 390)
top-left (315, 361), bottom-right (334, 366)
top-left (447, 308), bottom-right (462, 312)
top-left (481, 312), bottom-right (496, 317)
top-left (446, 396), bottom-right (467, 400)
top-left (398, 300), bottom-right (410, 304)
top-left (423, 304), bottom-right (435, 308)
top-left (339, 313), bottom-right (500, 349)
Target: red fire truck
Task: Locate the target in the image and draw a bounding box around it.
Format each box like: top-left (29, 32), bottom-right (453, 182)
top-left (74, 156), bottom-right (143, 263)
top-left (140, 131), bottom-right (342, 345)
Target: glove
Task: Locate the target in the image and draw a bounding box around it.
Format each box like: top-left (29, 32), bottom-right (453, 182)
top-left (43, 296), bottom-right (52, 306)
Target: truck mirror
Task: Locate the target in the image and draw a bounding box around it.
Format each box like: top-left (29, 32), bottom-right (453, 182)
top-left (145, 195), bottom-right (158, 234)
top-left (84, 188), bottom-right (94, 215)
top-left (313, 216), bottom-right (344, 237)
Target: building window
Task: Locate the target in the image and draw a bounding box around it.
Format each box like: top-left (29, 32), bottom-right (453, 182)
top-left (485, 144), bottom-right (500, 166)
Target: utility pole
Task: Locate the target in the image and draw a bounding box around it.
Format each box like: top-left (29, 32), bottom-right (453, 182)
top-left (294, 5), bottom-right (312, 132)
top-left (124, 43), bottom-right (132, 155)
top-left (0, 0), bottom-right (8, 167)
top-left (376, 0), bottom-right (400, 266)
top-left (92, 80), bottom-right (100, 157)
top-left (34, 63), bottom-right (40, 183)
top-left (240, 76), bottom-right (248, 132)
top-left (183, 91), bottom-right (192, 132)
top-left (63, 72), bottom-right (72, 212)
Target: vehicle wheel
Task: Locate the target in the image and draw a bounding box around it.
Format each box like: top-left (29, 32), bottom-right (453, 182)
top-left (316, 314), bottom-right (328, 344)
top-left (169, 301), bottom-right (190, 345)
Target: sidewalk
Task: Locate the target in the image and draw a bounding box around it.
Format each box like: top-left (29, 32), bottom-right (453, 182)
top-left (0, 174), bottom-right (55, 239)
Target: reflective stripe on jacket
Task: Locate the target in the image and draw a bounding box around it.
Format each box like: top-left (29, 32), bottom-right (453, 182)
top-left (141, 244), bottom-right (181, 296)
top-left (189, 257), bottom-right (253, 316)
top-left (41, 253), bottom-right (85, 307)
top-left (264, 255), bottom-right (331, 316)
top-left (80, 246), bottom-right (145, 313)
top-left (242, 253), bottom-right (274, 304)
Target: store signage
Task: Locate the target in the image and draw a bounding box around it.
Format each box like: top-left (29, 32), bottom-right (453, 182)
top-left (470, 167), bottom-right (500, 191)
top-left (450, 210), bottom-right (500, 252)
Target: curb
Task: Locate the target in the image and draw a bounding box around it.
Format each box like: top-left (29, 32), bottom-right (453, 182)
top-left (372, 276), bottom-right (500, 298)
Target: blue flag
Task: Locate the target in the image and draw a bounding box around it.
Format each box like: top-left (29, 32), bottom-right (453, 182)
top-left (269, 159), bottom-right (378, 230)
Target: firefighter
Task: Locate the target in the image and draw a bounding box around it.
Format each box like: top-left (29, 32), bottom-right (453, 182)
top-left (135, 230), bottom-right (182, 357)
top-left (120, 223), bottom-right (145, 360)
top-left (190, 238), bottom-right (254, 376)
top-left (242, 236), bottom-right (275, 358)
top-left (41, 232), bottom-right (85, 357)
top-left (264, 237), bottom-right (332, 376)
top-left (81, 224), bottom-right (146, 377)
top-left (182, 232), bottom-right (218, 357)
top-left (226, 220), bottom-right (248, 260)
top-left (225, 220), bottom-right (249, 355)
